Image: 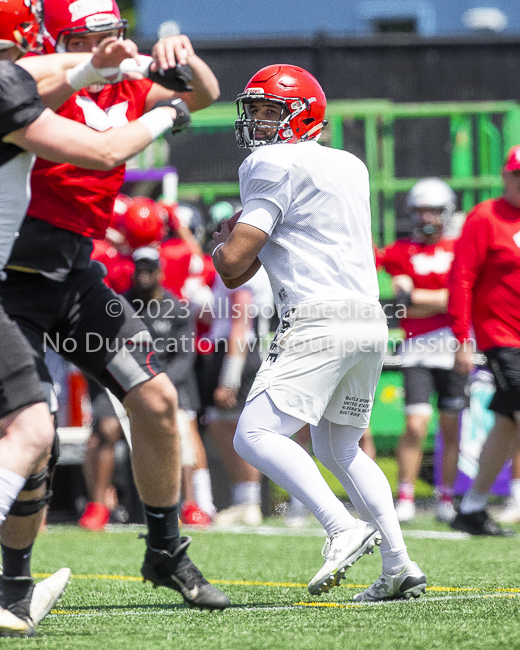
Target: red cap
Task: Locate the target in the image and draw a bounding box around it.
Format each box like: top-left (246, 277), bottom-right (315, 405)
top-left (504, 146), bottom-right (520, 172)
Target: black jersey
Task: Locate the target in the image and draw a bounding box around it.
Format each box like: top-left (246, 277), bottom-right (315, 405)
top-left (0, 61), bottom-right (45, 167)
top-left (0, 62), bottom-right (46, 271)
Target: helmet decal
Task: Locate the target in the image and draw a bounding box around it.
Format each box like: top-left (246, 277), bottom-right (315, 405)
top-left (69, 0), bottom-right (114, 22)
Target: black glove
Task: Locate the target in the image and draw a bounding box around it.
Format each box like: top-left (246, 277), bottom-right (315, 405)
top-left (153, 97), bottom-right (191, 135)
top-left (149, 64), bottom-right (193, 92)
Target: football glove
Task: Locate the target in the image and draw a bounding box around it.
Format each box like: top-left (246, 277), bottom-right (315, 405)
top-left (149, 65), bottom-right (193, 92)
top-left (153, 98), bottom-right (191, 135)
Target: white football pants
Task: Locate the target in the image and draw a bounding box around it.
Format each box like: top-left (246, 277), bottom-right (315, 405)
top-left (234, 391), bottom-right (410, 573)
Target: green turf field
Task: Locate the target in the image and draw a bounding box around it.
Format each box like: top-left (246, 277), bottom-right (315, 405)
top-left (9, 515), bottom-right (520, 649)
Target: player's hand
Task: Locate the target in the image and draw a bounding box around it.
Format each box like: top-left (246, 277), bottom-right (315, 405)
top-left (212, 220), bottom-right (231, 247)
top-left (392, 274), bottom-right (414, 294)
top-left (454, 345), bottom-right (474, 375)
top-left (392, 274), bottom-right (414, 307)
top-left (151, 34), bottom-right (194, 72)
top-left (214, 386), bottom-right (238, 410)
top-left (92, 37), bottom-right (140, 80)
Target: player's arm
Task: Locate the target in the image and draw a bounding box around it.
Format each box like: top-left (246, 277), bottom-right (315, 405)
top-left (3, 104), bottom-right (178, 170)
top-left (407, 287), bottom-right (449, 318)
top-left (212, 221), bottom-right (267, 289)
top-left (213, 288), bottom-right (252, 410)
top-left (144, 35), bottom-right (219, 112)
top-left (28, 38), bottom-right (141, 111)
top-left (212, 199), bottom-right (278, 287)
top-left (448, 214), bottom-right (488, 374)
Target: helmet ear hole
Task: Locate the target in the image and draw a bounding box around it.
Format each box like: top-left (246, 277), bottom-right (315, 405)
top-left (302, 118), bottom-right (315, 125)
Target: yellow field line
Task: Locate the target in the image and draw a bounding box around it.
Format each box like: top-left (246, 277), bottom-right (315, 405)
top-left (32, 573), bottom-right (517, 594)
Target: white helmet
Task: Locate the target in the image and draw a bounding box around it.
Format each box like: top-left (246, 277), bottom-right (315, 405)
top-left (406, 178), bottom-right (457, 237)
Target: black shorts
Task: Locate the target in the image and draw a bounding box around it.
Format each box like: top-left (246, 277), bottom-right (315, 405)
top-left (403, 365), bottom-right (470, 412)
top-left (0, 264), bottom-right (163, 403)
top-left (485, 347), bottom-right (520, 420)
top-left (88, 377), bottom-right (117, 424)
top-left (0, 302), bottom-right (46, 419)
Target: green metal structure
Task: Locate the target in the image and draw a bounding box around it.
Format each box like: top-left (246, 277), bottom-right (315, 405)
top-left (172, 99), bottom-right (520, 246)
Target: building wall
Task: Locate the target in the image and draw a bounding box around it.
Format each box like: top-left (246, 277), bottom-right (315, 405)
top-left (134, 0), bottom-right (520, 40)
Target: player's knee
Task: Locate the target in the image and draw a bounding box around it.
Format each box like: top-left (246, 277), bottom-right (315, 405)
top-left (95, 416), bottom-right (123, 445)
top-left (14, 402), bottom-right (55, 463)
top-left (124, 373), bottom-right (178, 422)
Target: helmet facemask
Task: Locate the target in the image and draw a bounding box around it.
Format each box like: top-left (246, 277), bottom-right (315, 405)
top-left (406, 178), bottom-right (457, 240)
top-left (55, 19), bottom-right (127, 52)
top-left (235, 93), bottom-right (308, 149)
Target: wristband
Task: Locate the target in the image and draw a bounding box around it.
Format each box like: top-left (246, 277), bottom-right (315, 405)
top-left (395, 288), bottom-right (412, 307)
top-left (137, 108), bottom-right (174, 140)
top-left (66, 57), bottom-right (121, 91)
top-left (211, 242), bottom-right (225, 259)
top-left (218, 355), bottom-right (246, 390)
top-left (119, 55), bottom-right (154, 77)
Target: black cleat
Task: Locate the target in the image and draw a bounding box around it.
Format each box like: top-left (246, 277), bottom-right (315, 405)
top-left (451, 509), bottom-right (514, 536)
top-left (0, 576), bottom-right (35, 637)
top-left (141, 536), bottom-right (230, 611)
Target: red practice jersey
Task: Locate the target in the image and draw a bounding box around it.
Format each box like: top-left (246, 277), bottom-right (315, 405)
top-left (381, 238), bottom-right (455, 338)
top-left (160, 238), bottom-right (193, 299)
top-left (448, 198), bottom-right (520, 350)
top-left (27, 79), bottom-right (153, 240)
top-left (91, 239), bottom-right (134, 294)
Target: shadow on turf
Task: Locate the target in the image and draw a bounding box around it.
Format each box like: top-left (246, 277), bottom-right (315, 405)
top-left (56, 602), bottom-right (281, 613)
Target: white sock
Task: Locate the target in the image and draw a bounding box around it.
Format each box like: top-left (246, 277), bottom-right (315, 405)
top-left (310, 418), bottom-right (411, 575)
top-left (510, 479), bottom-right (520, 504)
top-left (234, 392), bottom-right (357, 537)
top-left (192, 468), bottom-right (216, 517)
top-left (0, 467), bottom-right (26, 525)
top-left (459, 488), bottom-right (488, 514)
top-left (232, 481), bottom-right (261, 506)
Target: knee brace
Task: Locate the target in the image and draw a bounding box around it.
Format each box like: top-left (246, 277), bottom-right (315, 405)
top-left (8, 429), bottom-right (60, 517)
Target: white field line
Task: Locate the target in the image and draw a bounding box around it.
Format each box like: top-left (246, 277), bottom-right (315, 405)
top-left (45, 591), bottom-right (520, 619)
top-left (46, 523), bottom-right (470, 541)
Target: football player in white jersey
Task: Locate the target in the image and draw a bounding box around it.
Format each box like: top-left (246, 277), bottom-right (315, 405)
top-left (212, 64), bottom-right (426, 602)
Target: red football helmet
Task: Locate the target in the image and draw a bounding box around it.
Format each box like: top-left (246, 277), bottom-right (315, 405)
top-left (44, 0), bottom-right (127, 52)
top-left (235, 65), bottom-right (327, 149)
top-left (0, 0), bottom-right (44, 54)
top-left (157, 201), bottom-right (181, 233)
top-left (121, 197), bottom-right (165, 249)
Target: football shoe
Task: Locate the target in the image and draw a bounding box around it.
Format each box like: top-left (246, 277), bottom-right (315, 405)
top-left (141, 536), bottom-right (230, 611)
top-left (308, 520), bottom-right (382, 596)
top-left (353, 561), bottom-right (427, 602)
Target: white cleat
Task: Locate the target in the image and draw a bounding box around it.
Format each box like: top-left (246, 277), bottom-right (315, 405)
top-left (0, 606), bottom-right (32, 638)
top-left (308, 520), bottom-right (382, 596)
top-left (395, 499), bottom-right (416, 523)
top-left (435, 500), bottom-right (457, 524)
top-left (30, 568), bottom-right (71, 625)
top-left (212, 504), bottom-right (262, 527)
top-left (497, 498), bottom-right (520, 525)
top-left (353, 561), bottom-right (427, 602)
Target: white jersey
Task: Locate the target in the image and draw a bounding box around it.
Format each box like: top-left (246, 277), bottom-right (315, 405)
top-left (0, 62), bottom-right (46, 272)
top-left (0, 152), bottom-right (35, 271)
top-left (238, 140), bottom-right (379, 315)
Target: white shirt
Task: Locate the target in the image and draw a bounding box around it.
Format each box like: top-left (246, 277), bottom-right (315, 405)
top-left (0, 152), bottom-right (35, 271)
top-left (238, 140), bottom-right (379, 315)
top-left (208, 266), bottom-right (274, 343)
